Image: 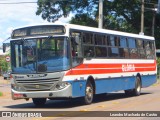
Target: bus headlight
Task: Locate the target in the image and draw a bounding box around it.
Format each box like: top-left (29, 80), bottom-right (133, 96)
top-left (11, 84), bottom-right (23, 91)
top-left (56, 82), bottom-right (70, 90)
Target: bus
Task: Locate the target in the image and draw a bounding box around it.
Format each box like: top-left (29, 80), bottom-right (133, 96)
top-left (5, 23), bottom-right (157, 106)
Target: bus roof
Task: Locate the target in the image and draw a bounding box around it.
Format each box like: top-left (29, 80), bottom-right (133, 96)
top-left (67, 24), bottom-right (154, 40)
top-left (13, 23), bottom-right (154, 41)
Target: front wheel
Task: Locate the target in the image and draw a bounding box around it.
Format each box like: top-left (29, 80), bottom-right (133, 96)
top-left (83, 81), bottom-right (94, 105)
top-left (32, 98), bottom-right (46, 106)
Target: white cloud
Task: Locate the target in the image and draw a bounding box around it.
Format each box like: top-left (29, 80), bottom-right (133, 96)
top-left (6, 27), bottom-right (13, 34)
top-left (0, 38), bottom-right (3, 43)
top-left (0, 0), bottom-right (73, 46)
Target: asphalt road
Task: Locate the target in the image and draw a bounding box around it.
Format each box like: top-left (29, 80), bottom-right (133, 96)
top-left (0, 76), bottom-right (160, 120)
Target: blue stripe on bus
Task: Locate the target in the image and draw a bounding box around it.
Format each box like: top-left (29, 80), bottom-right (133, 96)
top-left (141, 75), bottom-right (157, 87)
top-left (69, 75), bottom-right (157, 97)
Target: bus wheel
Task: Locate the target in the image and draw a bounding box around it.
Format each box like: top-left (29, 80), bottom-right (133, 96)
top-left (32, 98), bottom-right (46, 106)
top-left (125, 76), bottom-right (141, 96)
top-left (133, 76), bottom-right (141, 96)
top-left (83, 81), bottom-right (94, 105)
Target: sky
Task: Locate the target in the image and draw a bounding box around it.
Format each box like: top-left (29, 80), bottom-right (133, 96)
top-left (0, 0), bottom-right (73, 46)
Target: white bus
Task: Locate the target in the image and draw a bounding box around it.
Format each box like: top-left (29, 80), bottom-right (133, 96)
top-left (5, 23), bottom-right (156, 106)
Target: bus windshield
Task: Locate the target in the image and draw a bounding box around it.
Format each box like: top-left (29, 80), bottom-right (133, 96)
top-left (11, 37), bottom-right (70, 74)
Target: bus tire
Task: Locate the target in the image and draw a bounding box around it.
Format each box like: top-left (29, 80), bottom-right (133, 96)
top-left (125, 76), bottom-right (141, 96)
top-left (132, 76), bottom-right (141, 96)
top-left (83, 81), bottom-right (94, 105)
top-left (32, 98), bottom-right (46, 106)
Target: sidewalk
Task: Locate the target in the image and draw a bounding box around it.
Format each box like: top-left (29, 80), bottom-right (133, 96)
top-left (0, 76), bottom-right (11, 98)
top-left (0, 76), bottom-right (10, 84)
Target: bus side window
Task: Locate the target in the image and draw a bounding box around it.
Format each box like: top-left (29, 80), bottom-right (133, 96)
top-left (150, 42), bottom-right (155, 59)
top-left (70, 31), bottom-right (83, 67)
top-left (145, 41), bottom-right (154, 59)
top-left (83, 33), bottom-right (93, 44)
top-left (128, 38), bottom-right (138, 59)
top-left (137, 39), bottom-right (146, 59)
top-left (119, 37), bottom-right (129, 58)
top-left (84, 46), bottom-right (94, 57)
top-left (95, 47), bottom-right (107, 57)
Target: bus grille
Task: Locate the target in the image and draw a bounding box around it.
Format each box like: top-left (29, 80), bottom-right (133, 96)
top-left (15, 78), bottom-right (60, 91)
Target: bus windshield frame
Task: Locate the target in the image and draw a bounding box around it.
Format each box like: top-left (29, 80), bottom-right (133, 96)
top-left (10, 36), bottom-right (70, 74)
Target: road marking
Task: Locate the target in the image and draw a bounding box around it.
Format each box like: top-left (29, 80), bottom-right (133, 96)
top-left (98, 105), bottom-right (105, 108)
top-left (80, 109), bottom-right (88, 111)
top-left (112, 101), bottom-right (119, 104)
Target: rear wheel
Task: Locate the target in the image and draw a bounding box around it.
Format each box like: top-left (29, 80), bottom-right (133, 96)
top-left (133, 76), bottom-right (141, 96)
top-left (32, 98), bottom-right (46, 106)
top-left (83, 81), bottom-right (94, 105)
top-left (125, 76), bottom-right (141, 96)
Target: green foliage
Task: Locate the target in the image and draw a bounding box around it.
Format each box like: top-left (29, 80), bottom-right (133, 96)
top-left (0, 57), bottom-right (9, 72)
top-left (36, 0), bottom-right (160, 48)
top-left (157, 57), bottom-right (160, 67)
top-left (69, 14), bottom-right (98, 27)
top-left (0, 92), bottom-right (3, 97)
top-left (36, 0), bottom-right (97, 22)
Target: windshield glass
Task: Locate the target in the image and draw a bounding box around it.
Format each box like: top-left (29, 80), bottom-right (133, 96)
top-left (11, 37), bottom-right (70, 74)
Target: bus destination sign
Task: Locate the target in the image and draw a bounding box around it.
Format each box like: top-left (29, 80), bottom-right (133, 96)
top-left (11, 25), bottom-right (65, 39)
top-left (12, 29), bottom-right (27, 37)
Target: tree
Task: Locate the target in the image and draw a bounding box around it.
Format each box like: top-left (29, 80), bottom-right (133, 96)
top-left (69, 14), bottom-right (98, 27)
top-left (0, 58), bottom-right (9, 73)
top-left (36, 0), bottom-right (97, 22)
top-left (36, 0), bottom-right (160, 48)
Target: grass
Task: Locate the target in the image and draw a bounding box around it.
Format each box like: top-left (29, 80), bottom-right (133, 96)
top-left (0, 92), bottom-right (3, 97)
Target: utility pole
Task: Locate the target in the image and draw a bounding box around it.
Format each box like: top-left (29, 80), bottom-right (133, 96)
top-left (158, 0), bottom-right (160, 13)
top-left (98, 0), bottom-right (103, 29)
top-left (152, 7), bottom-right (156, 36)
top-left (140, 0), bottom-right (144, 35)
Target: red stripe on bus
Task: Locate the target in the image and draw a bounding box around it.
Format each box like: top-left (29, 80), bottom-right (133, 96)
top-left (65, 61), bottom-right (156, 76)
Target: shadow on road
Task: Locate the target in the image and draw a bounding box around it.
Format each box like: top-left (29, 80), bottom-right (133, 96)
top-left (4, 92), bottom-right (151, 109)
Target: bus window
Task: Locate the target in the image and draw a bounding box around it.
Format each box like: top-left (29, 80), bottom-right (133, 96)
top-left (83, 32), bottom-right (94, 44)
top-left (137, 39), bottom-right (143, 49)
top-left (109, 35), bottom-right (115, 46)
top-left (128, 38), bottom-right (138, 59)
top-left (95, 34), bottom-right (106, 45)
top-left (119, 48), bottom-right (129, 58)
top-left (128, 38), bottom-right (136, 48)
top-left (129, 48), bottom-right (138, 59)
top-left (137, 39), bottom-right (146, 59)
top-left (115, 36), bottom-right (120, 46)
top-left (84, 46), bottom-right (94, 57)
top-left (120, 37), bottom-right (127, 48)
top-left (150, 42), bottom-right (155, 59)
top-left (72, 39), bottom-right (83, 66)
top-left (144, 41), bottom-right (155, 59)
top-left (95, 46), bottom-right (107, 57)
top-left (108, 47), bottom-right (119, 57)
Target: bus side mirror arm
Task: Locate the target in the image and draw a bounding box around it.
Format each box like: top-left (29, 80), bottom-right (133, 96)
top-left (3, 43), bottom-right (6, 53)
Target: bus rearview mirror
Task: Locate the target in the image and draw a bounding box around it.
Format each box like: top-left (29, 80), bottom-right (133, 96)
top-left (3, 43), bottom-right (6, 53)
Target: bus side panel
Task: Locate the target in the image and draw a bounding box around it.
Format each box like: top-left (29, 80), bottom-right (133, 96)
top-left (68, 75), bottom-right (157, 98)
top-left (70, 81), bottom-right (86, 98)
top-left (141, 75), bottom-right (157, 88)
top-left (95, 77), bottom-right (135, 94)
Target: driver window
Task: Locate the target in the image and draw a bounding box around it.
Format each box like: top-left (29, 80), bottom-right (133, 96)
top-left (70, 31), bottom-right (83, 67)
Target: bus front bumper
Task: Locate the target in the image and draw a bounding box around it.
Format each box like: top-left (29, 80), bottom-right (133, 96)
top-left (11, 85), bottom-right (72, 100)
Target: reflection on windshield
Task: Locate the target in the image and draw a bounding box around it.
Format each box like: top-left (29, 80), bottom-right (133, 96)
top-left (11, 37), bottom-right (70, 74)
